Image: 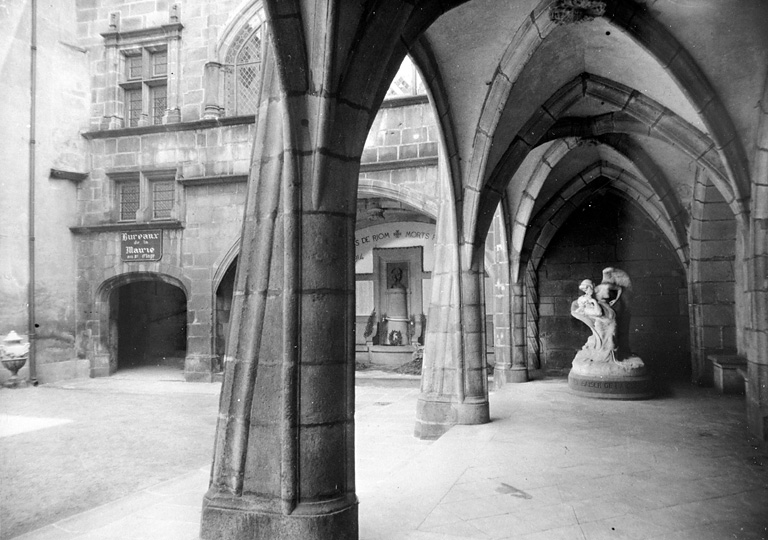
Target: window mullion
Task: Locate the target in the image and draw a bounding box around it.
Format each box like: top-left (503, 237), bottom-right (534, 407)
top-left (140, 173), bottom-right (150, 219)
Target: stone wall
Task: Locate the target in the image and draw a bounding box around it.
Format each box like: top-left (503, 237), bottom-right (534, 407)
top-left (536, 191), bottom-right (690, 380)
top-left (362, 100), bottom-right (439, 165)
top-left (0, 0), bottom-right (90, 382)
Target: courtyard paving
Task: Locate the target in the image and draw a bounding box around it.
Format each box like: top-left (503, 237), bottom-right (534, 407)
top-left (1, 368), bottom-right (766, 539)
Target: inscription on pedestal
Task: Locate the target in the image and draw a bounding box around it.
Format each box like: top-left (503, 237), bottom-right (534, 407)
top-left (568, 373), bottom-right (653, 399)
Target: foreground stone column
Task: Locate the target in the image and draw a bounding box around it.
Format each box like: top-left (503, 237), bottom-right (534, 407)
top-left (200, 42), bottom-right (357, 540)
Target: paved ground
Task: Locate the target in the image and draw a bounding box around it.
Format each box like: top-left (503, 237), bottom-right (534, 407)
top-left (1, 368), bottom-right (767, 540)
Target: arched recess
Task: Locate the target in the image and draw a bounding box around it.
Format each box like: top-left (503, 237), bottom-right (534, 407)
top-left (465, 0), bottom-right (749, 248)
top-left (94, 272), bottom-right (190, 376)
top-left (211, 239), bottom-right (242, 374)
top-left (523, 166), bottom-right (687, 272)
top-left (525, 186), bottom-right (691, 381)
top-left (474, 74), bottom-right (745, 252)
top-left (505, 135), bottom-right (688, 283)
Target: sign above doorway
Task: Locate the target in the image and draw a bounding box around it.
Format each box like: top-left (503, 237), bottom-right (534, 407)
top-left (120, 230), bottom-right (163, 262)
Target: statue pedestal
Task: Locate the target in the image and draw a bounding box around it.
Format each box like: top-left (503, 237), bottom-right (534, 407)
top-left (568, 353), bottom-right (653, 400)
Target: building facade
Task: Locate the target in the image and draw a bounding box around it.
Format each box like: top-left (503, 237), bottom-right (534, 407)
top-left (2, 1), bottom-right (768, 538)
top-left (1, 1), bottom-right (467, 383)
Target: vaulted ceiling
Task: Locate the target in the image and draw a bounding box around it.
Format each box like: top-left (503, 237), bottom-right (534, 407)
top-left (413, 0), bottom-right (768, 272)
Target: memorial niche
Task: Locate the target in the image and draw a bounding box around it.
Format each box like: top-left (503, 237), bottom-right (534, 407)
top-left (384, 264), bottom-right (409, 345)
top-left (568, 267), bottom-right (653, 399)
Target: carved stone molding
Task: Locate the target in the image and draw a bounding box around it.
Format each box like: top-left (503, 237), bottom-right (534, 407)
top-left (550, 0), bottom-right (607, 25)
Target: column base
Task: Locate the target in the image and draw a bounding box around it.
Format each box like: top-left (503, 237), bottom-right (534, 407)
top-left (184, 354), bottom-right (215, 382)
top-left (493, 366), bottom-right (528, 388)
top-left (201, 494), bottom-right (358, 540)
top-left (414, 395), bottom-right (490, 440)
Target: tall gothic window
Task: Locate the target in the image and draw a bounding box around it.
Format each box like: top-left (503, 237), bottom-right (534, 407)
top-left (224, 24), bottom-right (264, 116)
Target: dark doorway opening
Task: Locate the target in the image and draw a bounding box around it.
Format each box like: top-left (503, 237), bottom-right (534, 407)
top-left (113, 280), bottom-right (187, 370)
top-left (214, 257), bottom-right (238, 374)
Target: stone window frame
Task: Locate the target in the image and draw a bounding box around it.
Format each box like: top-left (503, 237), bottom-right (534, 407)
top-left (109, 169), bottom-right (180, 224)
top-left (120, 45), bottom-right (169, 127)
top-left (202, 5), bottom-right (267, 119)
top-left (100, 8), bottom-right (183, 130)
top-left (222, 23), bottom-right (265, 116)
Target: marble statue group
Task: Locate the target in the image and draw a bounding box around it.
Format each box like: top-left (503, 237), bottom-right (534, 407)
top-left (568, 267), bottom-right (653, 399)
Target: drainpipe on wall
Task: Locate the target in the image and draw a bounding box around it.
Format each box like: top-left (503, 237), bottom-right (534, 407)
top-left (27, 0), bottom-right (38, 385)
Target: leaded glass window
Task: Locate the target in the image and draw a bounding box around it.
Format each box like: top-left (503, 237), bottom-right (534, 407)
top-left (151, 85), bottom-right (167, 125)
top-left (119, 182), bottom-right (140, 221)
top-left (126, 54), bottom-right (143, 80)
top-left (224, 24), bottom-right (264, 116)
top-left (151, 50), bottom-right (167, 77)
top-left (112, 171), bottom-right (177, 223)
top-left (121, 47), bottom-right (168, 126)
top-left (151, 181), bottom-right (174, 219)
top-left (125, 88), bottom-right (142, 128)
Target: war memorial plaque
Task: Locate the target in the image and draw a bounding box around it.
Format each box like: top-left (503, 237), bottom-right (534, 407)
top-left (121, 230), bottom-right (163, 262)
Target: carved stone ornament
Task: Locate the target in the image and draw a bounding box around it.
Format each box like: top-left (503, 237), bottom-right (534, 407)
top-left (550, 0), bottom-right (607, 25)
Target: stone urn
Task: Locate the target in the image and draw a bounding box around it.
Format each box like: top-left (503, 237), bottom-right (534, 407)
top-left (1, 331), bottom-right (29, 388)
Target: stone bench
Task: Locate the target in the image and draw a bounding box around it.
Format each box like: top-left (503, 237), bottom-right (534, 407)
top-left (708, 354), bottom-right (747, 395)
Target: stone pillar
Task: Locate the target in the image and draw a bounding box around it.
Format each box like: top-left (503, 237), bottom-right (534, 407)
top-left (101, 13), bottom-right (123, 130)
top-left (525, 261), bottom-right (541, 370)
top-left (509, 283), bottom-right (529, 382)
top-left (746, 85), bottom-right (768, 439)
top-left (162, 9), bottom-right (183, 124)
top-left (184, 275), bottom-right (215, 382)
top-left (747, 218), bottom-right (768, 440)
top-left (203, 62), bottom-right (224, 119)
top-left (415, 197), bottom-right (490, 439)
top-left (200, 39), bottom-right (357, 540)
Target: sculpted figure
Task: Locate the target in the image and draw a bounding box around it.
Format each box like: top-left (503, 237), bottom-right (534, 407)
top-left (600, 267), bottom-right (632, 360)
top-left (568, 268), bottom-right (651, 399)
top-left (570, 279), bottom-right (616, 362)
top-left (570, 268), bottom-right (634, 364)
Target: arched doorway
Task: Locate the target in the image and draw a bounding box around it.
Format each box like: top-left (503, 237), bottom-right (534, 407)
top-left (110, 279), bottom-right (188, 371)
top-left (214, 257), bottom-right (238, 374)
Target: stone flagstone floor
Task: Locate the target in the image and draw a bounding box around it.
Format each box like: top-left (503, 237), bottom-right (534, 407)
top-left (5, 374), bottom-right (768, 540)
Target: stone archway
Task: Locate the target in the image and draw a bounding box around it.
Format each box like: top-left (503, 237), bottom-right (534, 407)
top-left (94, 272), bottom-right (189, 376)
top-left (534, 189), bottom-right (691, 383)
